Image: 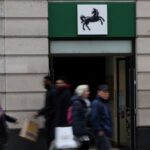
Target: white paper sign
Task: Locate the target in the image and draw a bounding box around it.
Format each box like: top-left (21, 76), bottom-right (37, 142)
top-left (77, 5), bottom-right (108, 35)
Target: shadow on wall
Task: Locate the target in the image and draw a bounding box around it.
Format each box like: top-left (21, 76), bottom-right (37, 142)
top-left (5, 130), bottom-right (46, 150)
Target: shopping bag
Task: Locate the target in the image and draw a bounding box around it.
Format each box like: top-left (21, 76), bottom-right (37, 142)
top-left (20, 119), bottom-right (39, 142)
top-left (54, 127), bottom-right (79, 149)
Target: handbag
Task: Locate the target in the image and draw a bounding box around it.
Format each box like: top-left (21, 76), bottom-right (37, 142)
top-left (54, 127), bottom-right (79, 149)
top-left (20, 119), bottom-right (39, 142)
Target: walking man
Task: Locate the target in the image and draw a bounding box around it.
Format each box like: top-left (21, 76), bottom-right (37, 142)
top-left (35, 75), bottom-right (56, 149)
top-left (91, 84), bottom-right (112, 150)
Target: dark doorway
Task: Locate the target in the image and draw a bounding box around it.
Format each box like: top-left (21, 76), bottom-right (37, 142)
top-left (51, 55), bottom-right (135, 150)
top-left (52, 56), bottom-right (106, 98)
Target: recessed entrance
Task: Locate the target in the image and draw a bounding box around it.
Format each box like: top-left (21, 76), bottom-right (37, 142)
top-left (52, 57), bottom-right (105, 98)
top-left (50, 55), bottom-right (135, 150)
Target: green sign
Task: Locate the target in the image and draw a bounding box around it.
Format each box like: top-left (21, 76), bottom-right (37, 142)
top-left (48, 2), bottom-right (135, 38)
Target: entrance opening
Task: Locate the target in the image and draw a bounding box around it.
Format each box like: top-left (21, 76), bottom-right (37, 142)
top-left (51, 56), bottom-right (134, 150)
top-left (52, 57), bottom-right (105, 98)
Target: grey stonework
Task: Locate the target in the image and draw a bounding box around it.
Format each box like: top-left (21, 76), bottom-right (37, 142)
top-left (137, 1), bottom-right (150, 127)
top-left (0, 0), bottom-right (49, 129)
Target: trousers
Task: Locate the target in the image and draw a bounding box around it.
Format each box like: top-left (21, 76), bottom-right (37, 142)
top-left (0, 145), bottom-right (4, 150)
top-left (96, 135), bottom-right (111, 150)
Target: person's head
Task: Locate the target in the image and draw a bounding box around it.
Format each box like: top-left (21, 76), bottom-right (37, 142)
top-left (97, 84), bottom-right (110, 100)
top-left (75, 84), bottom-right (90, 99)
top-left (43, 75), bottom-right (52, 89)
top-left (56, 77), bottom-right (67, 89)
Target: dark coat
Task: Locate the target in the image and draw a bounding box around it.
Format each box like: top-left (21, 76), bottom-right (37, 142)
top-left (38, 85), bottom-right (57, 142)
top-left (72, 96), bottom-right (89, 137)
top-left (38, 84), bottom-right (57, 124)
top-left (0, 114), bottom-right (16, 145)
top-left (91, 97), bottom-right (112, 137)
top-left (53, 86), bottom-right (72, 127)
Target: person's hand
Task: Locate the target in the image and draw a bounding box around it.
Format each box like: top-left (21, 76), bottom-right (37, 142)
top-left (98, 131), bottom-right (104, 136)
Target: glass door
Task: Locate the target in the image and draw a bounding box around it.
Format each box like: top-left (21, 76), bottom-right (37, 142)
top-left (116, 57), bottom-right (136, 150)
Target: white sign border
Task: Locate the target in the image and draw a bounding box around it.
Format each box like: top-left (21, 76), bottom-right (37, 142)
top-left (77, 4), bottom-right (108, 35)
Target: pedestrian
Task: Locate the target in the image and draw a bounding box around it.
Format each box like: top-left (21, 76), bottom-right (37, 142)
top-left (91, 84), bottom-right (112, 150)
top-left (35, 75), bottom-right (56, 150)
top-left (72, 85), bottom-right (91, 150)
top-left (53, 77), bottom-right (72, 127)
top-left (0, 105), bottom-right (17, 150)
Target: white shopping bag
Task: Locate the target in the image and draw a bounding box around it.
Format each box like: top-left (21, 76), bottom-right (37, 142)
top-left (54, 127), bottom-right (79, 149)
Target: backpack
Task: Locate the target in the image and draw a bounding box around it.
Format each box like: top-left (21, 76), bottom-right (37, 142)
top-left (67, 106), bottom-right (73, 125)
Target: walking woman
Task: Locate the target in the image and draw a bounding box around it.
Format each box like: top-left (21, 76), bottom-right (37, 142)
top-left (72, 85), bottom-right (91, 150)
top-left (0, 105), bottom-right (17, 150)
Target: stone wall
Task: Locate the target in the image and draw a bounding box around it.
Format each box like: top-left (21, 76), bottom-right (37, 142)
top-left (137, 1), bottom-right (150, 149)
top-left (137, 0), bottom-right (150, 128)
top-left (0, 0), bottom-right (49, 129)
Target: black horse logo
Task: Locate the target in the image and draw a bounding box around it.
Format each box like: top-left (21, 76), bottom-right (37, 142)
top-left (80, 8), bottom-right (105, 31)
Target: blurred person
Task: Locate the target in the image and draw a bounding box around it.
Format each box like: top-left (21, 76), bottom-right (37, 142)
top-left (72, 85), bottom-right (91, 150)
top-left (53, 77), bottom-right (72, 127)
top-left (35, 75), bottom-right (56, 149)
top-left (91, 84), bottom-right (112, 150)
top-left (0, 105), bottom-right (17, 150)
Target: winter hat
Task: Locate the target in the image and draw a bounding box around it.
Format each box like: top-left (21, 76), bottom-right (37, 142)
top-left (98, 84), bottom-right (109, 91)
top-left (75, 85), bottom-right (89, 96)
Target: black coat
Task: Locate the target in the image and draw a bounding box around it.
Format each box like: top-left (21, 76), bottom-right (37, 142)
top-left (38, 85), bottom-right (57, 124)
top-left (53, 87), bottom-right (72, 127)
top-left (0, 114), bottom-right (16, 145)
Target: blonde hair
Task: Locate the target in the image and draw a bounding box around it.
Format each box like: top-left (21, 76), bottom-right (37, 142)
top-left (75, 85), bottom-right (89, 96)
